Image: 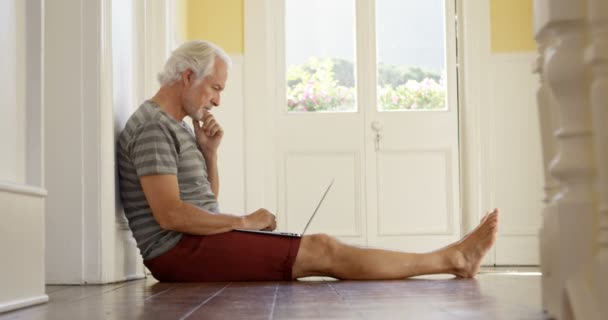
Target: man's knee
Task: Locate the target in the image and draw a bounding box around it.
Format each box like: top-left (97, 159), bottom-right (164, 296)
top-left (304, 233), bottom-right (339, 262)
top-left (292, 233), bottom-right (341, 278)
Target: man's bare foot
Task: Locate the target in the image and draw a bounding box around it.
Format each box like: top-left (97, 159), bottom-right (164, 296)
top-left (448, 209), bottom-right (499, 278)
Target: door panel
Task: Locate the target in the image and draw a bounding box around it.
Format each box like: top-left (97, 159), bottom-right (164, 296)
top-left (284, 152), bottom-right (363, 240)
top-left (365, 0), bottom-right (461, 252)
top-left (376, 149), bottom-right (454, 235)
top-left (277, 0), bottom-right (366, 246)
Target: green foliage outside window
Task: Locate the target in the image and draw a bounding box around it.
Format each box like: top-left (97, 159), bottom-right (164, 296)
top-left (286, 58), bottom-right (446, 112)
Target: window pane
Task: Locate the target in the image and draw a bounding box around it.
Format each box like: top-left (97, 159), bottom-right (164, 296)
top-left (285, 0), bottom-right (356, 113)
top-left (376, 0), bottom-right (447, 111)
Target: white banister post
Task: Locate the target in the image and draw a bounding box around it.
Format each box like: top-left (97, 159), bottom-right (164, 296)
top-left (585, 0), bottom-right (608, 316)
top-left (535, 0), bottom-right (597, 318)
top-left (532, 36), bottom-right (561, 317)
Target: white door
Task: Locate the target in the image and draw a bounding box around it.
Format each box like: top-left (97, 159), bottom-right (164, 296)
top-left (271, 0), bottom-right (460, 252)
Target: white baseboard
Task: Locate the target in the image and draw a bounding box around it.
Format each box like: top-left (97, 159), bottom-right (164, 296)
top-left (0, 295), bottom-right (49, 314)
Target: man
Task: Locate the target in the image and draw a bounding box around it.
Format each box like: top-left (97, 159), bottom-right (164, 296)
top-left (117, 40), bottom-right (498, 282)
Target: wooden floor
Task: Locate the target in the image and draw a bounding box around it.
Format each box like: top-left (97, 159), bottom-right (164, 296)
top-left (1, 268), bottom-right (548, 320)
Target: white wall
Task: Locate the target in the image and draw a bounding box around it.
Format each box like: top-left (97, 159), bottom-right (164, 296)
top-left (44, 0), bottom-right (86, 284)
top-left (0, 187), bottom-right (47, 313)
top-left (45, 0), bottom-right (176, 284)
top-left (45, 0), bottom-right (137, 284)
top-left (111, 0), bottom-right (142, 281)
top-left (0, 0), bottom-right (25, 184)
top-left (0, 0), bottom-right (48, 313)
top-left (460, 0), bottom-right (544, 265)
top-left (486, 53), bottom-right (544, 264)
top-left (213, 55), bottom-right (246, 215)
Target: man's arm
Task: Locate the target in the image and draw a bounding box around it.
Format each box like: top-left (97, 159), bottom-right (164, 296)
top-left (203, 152), bottom-right (219, 198)
top-left (140, 174), bottom-right (276, 234)
top-left (193, 114), bottom-right (222, 198)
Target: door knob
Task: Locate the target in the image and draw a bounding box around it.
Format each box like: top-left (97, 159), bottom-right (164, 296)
top-left (371, 120), bottom-right (383, 132)
top-left (371, 120), bottom-right (383, 151)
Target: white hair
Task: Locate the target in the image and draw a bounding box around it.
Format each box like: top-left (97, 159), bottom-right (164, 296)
top-left (157, 40), bottom-right (232, 86)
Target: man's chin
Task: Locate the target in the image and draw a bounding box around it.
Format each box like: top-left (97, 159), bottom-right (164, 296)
top-left (188, 111), bottom-right (204, 121)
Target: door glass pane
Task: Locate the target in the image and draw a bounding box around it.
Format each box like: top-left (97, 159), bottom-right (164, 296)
top-left (376, 0), bottom-right (447, 111)
top-left (285, 0), bottom-right (356, 113)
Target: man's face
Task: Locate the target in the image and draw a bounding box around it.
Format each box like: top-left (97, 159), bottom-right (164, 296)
top-left (182, 58), bottom-right (228, 121)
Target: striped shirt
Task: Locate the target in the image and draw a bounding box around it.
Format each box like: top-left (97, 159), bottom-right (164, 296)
top-left (117, 100), bottom-right (220, 260)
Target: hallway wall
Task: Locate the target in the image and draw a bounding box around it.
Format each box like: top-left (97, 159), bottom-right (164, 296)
top-left (0, 0), bottom-right (47, 313)
top-left (43, 0), bottom-right (169, 284)
top-left (0, 0), bottom-right (25, 184)
top-left (490, 0), bottom-right (536, 52)
top-left (461, 0), bottom-right (543, 265)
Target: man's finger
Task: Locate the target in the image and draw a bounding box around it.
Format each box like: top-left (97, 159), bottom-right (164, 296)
top-left (210, 126), bottom-right (223, 136)
top-left (192, 119), bottom-right (201, 133)
top-left (206, 123), bottom-right (217, 135)
top-left (204, 119), bottom-right (216, 132)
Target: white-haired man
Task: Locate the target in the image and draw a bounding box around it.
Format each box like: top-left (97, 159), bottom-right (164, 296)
top-left (117, 40), bottom-right (499, 282)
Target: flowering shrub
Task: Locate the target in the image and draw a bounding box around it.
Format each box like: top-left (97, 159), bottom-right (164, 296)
top-left (378, 77), bottom-right (446, 110)
top-left (286, 58), bottom-right (445, 112)
top-left (287, 58), bottom-right (355, 112)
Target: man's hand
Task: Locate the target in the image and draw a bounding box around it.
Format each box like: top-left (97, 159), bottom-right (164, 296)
top-left (242, 208), bottom-right (277, 231)
top-left (193, 111), bottom-right (223, 157)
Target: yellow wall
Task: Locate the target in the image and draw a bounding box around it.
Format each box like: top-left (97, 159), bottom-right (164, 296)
top-left (490, 0), bottom-right (536, 53)
top-left (176, 0), bottom-right (189, 43)
top-left (178, 0), bottom-right (533, 55)
top-left (182, 0), bottom-right (244, 54)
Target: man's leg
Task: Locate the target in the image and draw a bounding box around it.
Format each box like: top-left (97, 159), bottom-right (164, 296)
top-left (291, 209), bottom-right (498, 280)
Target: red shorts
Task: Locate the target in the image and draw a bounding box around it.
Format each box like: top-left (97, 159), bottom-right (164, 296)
top-left (143, 231), bottom-right (301, 282)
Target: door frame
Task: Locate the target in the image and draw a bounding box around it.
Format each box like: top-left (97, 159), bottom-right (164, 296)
top-left (243, 0), bottom-right (278, 214)
top-left (457, 0), bottom-right (497, 265)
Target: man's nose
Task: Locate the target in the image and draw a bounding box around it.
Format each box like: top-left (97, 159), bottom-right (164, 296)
top-left (211, 94), bottom-right (220, 107)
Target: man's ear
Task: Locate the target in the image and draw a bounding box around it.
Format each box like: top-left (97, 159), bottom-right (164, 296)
top-left (181, 69), bottom-right (195, 87)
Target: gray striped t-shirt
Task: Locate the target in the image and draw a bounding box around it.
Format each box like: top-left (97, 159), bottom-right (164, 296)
top-left (117, 100), bottom-right (220, 260)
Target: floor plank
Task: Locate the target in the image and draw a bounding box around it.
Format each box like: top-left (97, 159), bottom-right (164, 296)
top-left (111, 281), bottom-right (228, 320)
top-left (0, 268), bottom-right (549, 320)
top-left (273, 282), bottom-right (361, 319)
top-left (185, 282), bottom-right (277, 320)
top-left (2, 282), bottom-right (138, 320)
top-left (42, 286), bottom-right (72, 294)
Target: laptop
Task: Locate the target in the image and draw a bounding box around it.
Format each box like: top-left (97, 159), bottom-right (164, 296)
top-left (234, 179), bottom-right (334, 238)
